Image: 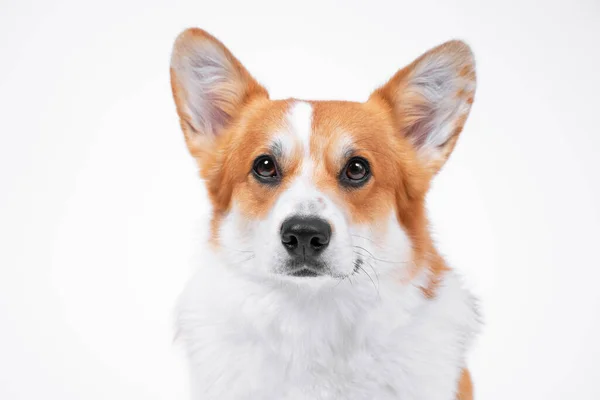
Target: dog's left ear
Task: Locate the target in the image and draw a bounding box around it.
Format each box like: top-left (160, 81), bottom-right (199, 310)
top-left (370, 40), bottom-right (476, 175)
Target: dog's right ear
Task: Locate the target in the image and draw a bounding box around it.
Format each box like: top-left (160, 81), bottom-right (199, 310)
top-left (170, 28), bottom-right (268, 156)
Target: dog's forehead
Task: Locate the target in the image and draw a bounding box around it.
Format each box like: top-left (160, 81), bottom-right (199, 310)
top-left (270, 100), bottom-right (363, 164)
top-left (285, 101), bottom-right (313, 157)
top-left (270, 101), bottom-right (317, 162)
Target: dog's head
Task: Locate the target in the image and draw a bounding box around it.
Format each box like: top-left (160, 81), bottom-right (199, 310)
top-left (170, 29), bottom-right (475, 286)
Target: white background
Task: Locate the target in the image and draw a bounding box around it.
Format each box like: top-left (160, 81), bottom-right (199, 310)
top-left (1, 0), bottom-right (599, 398)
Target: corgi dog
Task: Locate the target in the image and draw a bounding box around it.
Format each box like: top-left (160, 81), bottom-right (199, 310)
top-left (170, 28), bottom-right (479, 400)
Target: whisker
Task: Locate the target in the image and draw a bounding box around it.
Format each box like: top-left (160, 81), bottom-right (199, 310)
top-left (353, 245), bottom-right (376, 259)
top-left (353, 246), bottom-right (409, 264)
top-left (357, 263), bottom-right (380, 298)
top-left (228, 254), bottom-right (255, 266)
top-left (219, 244), bottom-right (255, 254)
top-left (334, 275), bottom-right (348, 288)
top-left (350, 234), bottom-right (380, 246)
top-left (361, 258), bottom-right (380, 290)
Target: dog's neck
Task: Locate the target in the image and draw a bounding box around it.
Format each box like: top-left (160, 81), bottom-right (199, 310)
top-left (176, 245), bottom-right (479, 400)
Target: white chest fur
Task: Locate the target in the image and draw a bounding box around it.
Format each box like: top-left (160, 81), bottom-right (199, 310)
top-left (176, 253), bottom-right (479, 400)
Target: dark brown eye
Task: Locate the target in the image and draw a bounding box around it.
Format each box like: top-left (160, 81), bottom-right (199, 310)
top-left (341, 157), bottom-right (370, 186)
top-left (252, 155), bottom-right (279, 181)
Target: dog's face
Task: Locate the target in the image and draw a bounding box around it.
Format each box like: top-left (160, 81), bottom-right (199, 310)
top-left (170, 29), bottom-right (475, 285)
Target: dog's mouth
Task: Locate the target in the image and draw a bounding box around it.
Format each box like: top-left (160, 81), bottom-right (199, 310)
top-left (283, 259), bottom-right (329, 278)
top-left (290, 268), bottom-right (321, 277)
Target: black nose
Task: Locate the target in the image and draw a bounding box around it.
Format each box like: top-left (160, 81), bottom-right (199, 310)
top-left (280, 217), bottom-right (331, 259)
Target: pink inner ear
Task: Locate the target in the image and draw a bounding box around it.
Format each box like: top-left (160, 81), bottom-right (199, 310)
top-left (202, 97), bottom-right (231, 137)
top-left (182, 51), bottom-right (238, 136)
top-left (399, 59), bottom-right (474, 154)
top-left (404, 101), bottom-right (438, 149)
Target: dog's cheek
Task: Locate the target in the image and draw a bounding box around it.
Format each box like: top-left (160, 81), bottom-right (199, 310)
top-left (256, 209), bottom-right (294, 275)
top-left (320, 207), bottom-right (355, 276)
top-left (379, 213), bottom-right (414, 276)
top-left (348, 213), bottom-right (414, 278)
top-left (217, 206), bottom-right (259, 273)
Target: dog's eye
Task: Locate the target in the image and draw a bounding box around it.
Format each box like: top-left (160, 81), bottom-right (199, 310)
top-left (346, 159), bottom-right (368, 180)
top-left (341, 157), bottom-right (370, 186)
top-left (253, 155), bottom-right (279, 180)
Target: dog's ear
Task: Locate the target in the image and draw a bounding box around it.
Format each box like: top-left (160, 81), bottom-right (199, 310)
top-left (370, 40), bottom-right (476, 175)
top-left (170, 28), bottom-right (268, 156)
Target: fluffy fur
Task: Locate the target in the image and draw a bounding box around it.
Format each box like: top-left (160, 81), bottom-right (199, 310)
top-left (177, 249), bottom-right (479, 400)
top-left (170, 28), bottom-right (479, 400)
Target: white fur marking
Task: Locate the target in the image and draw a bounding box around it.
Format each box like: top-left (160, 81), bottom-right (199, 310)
top-left (286, 101), bottom-right (313, 159)
top-left (177, 251), bottom-right (480, 400)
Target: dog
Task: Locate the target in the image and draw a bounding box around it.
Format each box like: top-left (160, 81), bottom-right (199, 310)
top-left (170, 28), bottom-right (479, 400)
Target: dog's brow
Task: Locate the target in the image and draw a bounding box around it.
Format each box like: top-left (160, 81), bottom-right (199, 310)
top-left (270, 140), bottom-right (284, 159)
top-left (343, 147), bottom-right (355, 160)
top-left (337, 134), bottom-right (356, 162)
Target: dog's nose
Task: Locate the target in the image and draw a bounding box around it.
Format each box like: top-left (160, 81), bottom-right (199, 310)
top-left (280, 216), bottom-right (331, 259)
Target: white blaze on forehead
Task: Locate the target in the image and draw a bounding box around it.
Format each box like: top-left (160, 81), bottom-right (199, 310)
top-left (270, 102), bottom-right (312, 166)
top-left (286, 101), bottom-right (313, 159)
top-left (275, 101), bottom-right (321, 216)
